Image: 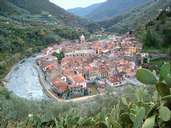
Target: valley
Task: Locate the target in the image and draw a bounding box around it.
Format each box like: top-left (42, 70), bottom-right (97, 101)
top-left (0, 0), bottom-right (171, 127)
top-left (4, 33), bottom-right (143, 101)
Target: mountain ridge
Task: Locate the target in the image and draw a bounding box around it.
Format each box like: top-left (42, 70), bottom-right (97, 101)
top-left (68, 3), bottom-right (102, 17)
top-left (88, 0), bottom-right (151, 21)
top-left (0, 0), bottom-right (88, 27)
top-left (98, 0), bottom-right (171, 33)
top-left (68, 0), bottom-right (151, 21)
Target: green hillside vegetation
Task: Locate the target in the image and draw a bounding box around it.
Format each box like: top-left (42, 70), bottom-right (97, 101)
top-left (68, 3), bottom-right (102, 17)
top-left (99, 0), bottom-right (171, 34)
top-left (135, 9), bottom-right (171, 72)
top-left (137, 9), bottom-right (171, 50)
top-left (0, 0), bottom-right (171, 127)
top-left (84, 0), bottom-right (149, 21)
top-left (0, 0), bottom-right (90, 80)
top-left (1, 63), bottom-right (171, 127)
top-left (0, 1), bottom-right (28, 16)
top-left (0, 18), bottom-right (89, 79)
top-left (0, 0), bottom-right (87, 27)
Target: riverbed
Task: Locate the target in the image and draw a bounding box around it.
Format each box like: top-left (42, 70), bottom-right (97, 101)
top-left (5, 57), bottom-right (47, 100)
top-left (4, 56), bottom-right (139, 102)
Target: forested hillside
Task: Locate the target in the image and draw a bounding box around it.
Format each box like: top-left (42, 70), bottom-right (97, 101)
top-left (0, 0), bottom-right (87, 27)
top-left (137, 8), bottom-right (171, 49)
top-left (86, 0), bottom-right (150, 21)
top-left (68, 3), bottom-right (102, 17)
top-left (0, 0), bottom-right (89, 80)
top-left (98, 0), bottom-right (171, 34)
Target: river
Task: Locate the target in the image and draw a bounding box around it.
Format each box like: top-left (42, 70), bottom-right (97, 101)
top-left (4, 56), bottom-right (139, 102)
top-left (5, 57), bottom-right (47, 100)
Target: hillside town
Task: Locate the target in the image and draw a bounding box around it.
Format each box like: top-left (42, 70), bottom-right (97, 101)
top-left (36, 33), bottom-right (146, 99)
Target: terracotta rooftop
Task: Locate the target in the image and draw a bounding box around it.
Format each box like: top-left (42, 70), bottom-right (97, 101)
top-left (53, 80), bottom-right (68, 93)
top-left (71, 74), bottom-right (85, 83)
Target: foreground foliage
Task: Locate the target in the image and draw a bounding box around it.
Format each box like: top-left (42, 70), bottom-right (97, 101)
top-left (1, 63), bottom-right (171, 128)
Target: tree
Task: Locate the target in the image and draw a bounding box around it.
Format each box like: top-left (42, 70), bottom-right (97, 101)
top-left (54, 49), bottom-right (64, 64)
top-left (145, 29), bottom-right (159, 48)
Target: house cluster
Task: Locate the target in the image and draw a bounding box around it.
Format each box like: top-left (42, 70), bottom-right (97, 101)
top-left (36, 33), bottom-right (143, 99)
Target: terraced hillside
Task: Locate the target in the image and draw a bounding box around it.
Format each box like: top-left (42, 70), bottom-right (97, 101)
top-left (0, 0), bottom-right (89, 80)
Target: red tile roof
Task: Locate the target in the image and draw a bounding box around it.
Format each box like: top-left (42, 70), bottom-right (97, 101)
top-left (71, 74), bottom-right (85, 83)
top-left (45, 64), bottom-right (55, 70)
top-left (53, 80), bottom-right (68, 93)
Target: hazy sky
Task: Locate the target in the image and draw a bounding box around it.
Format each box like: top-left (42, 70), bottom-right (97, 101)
top-left (50, 0), bottom-right (106, 9)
